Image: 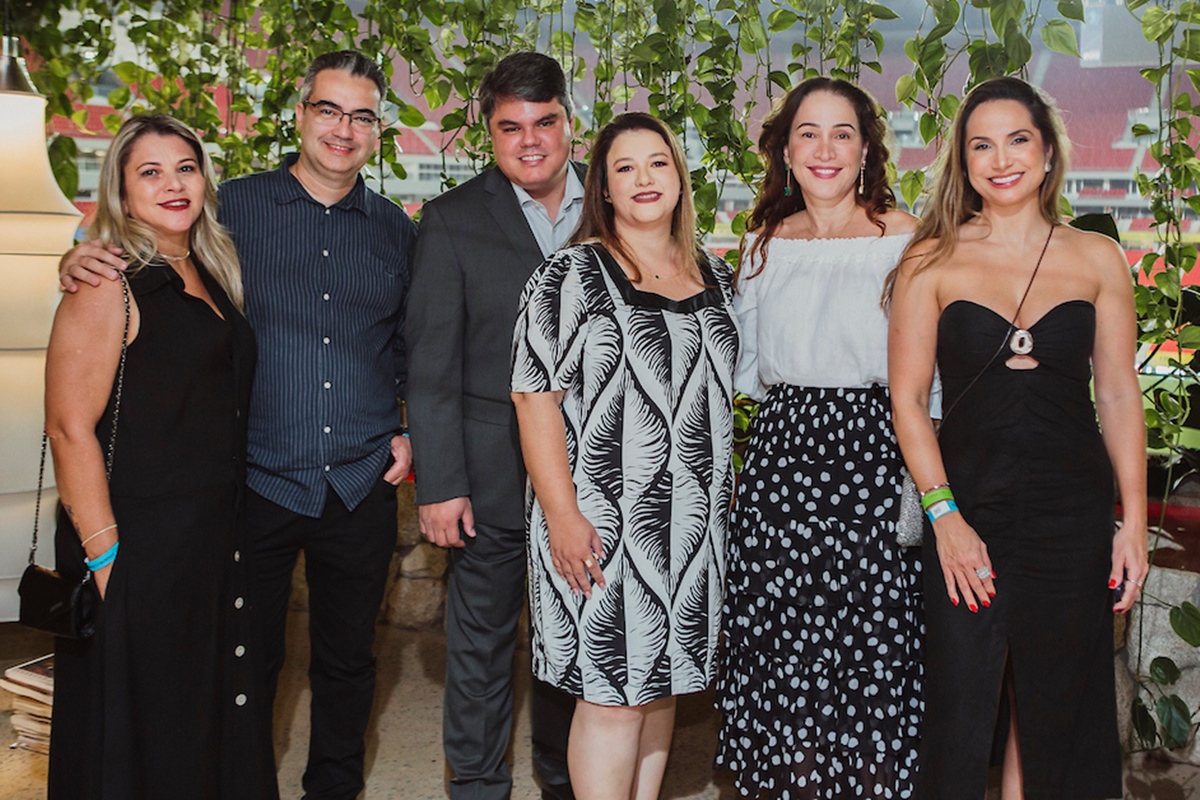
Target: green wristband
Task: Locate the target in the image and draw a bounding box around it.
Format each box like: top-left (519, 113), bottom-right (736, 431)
top-left (920, 486), bottom-right (955, 511)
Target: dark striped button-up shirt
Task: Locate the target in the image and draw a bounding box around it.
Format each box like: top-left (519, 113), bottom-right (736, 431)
top-left (218, 154), bottom-right (416, 517)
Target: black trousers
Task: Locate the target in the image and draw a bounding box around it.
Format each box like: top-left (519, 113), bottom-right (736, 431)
top-left (246, 480), bottom-right (397, 800)
top-left (444, 520), bottom-right (574, 800)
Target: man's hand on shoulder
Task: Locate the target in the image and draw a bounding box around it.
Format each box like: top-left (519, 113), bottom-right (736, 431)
top-left (59, 240), bottom-right (127, 293)
top-left (418, 497), bottom-right (476, 548)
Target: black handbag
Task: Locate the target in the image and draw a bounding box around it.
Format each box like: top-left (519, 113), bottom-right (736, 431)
top-left (19, 275), bottom-right (129, 640)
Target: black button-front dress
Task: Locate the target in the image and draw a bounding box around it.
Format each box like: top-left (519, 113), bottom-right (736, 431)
top-left (920, 298), bottom-right (1121, 799)
top-left (49, 260), bottom-right (273, 799)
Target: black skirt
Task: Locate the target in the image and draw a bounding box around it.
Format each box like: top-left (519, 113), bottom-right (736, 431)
top-left (716, 385), bottom-right (924, 799)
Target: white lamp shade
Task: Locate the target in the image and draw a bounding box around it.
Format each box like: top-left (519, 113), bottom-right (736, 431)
top-left (0, 85), bottom-right (82, 620)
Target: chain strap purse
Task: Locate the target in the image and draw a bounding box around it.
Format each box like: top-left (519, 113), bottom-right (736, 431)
top-left (896, 226), bottom-right (1055, 548)
top-left (19, 274), bottom-right (130, 639)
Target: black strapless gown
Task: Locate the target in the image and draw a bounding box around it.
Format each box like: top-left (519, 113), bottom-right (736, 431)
top-left (918, 299), bottom-right (1121, 800)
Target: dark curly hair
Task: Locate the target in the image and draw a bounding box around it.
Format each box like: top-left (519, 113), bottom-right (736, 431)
top-left (741, 77), bottom-right (897, 283)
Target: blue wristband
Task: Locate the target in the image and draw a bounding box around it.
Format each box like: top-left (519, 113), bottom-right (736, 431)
top-left (84, 540), bottom-right (119, 571)
top-left (925, 499), bottom-right (959, 523)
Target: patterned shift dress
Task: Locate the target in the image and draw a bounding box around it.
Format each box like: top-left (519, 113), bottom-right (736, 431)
top-left (715, 234), bottom-right (925, 799)
top-left (511, 242), bottom-right (740, 707)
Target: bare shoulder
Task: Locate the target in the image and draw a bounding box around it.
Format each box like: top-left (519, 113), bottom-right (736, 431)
top-left (895, 236), bottom-right (939, 278)
top-left (881, 208), bottom-right (919, 235)
top-left (1056, 225), bottom-right (1128, 281)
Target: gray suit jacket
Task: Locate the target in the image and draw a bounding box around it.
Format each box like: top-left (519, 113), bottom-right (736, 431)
top-left (405, 162), bottom-right (588, 530)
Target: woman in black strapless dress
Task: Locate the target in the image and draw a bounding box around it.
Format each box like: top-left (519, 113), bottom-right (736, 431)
top-left (886, 78), bottom-right (1147, 799)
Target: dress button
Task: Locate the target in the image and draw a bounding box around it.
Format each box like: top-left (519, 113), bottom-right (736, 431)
top-left (235, 693), bottom-right (247, 707)
top-left (235, 645), bottom-right (246, 657)
top-left (234, 596), bottom-right (244, 609)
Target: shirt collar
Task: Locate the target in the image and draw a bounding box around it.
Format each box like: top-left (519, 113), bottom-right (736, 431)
top-left (511, 166), bottom-right (585, 217)
top-left (270, 152), bottom-right (371, 215)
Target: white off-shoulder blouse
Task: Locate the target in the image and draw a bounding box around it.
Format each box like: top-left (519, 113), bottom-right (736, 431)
top-left (734, 232), bottom-right (911, 400)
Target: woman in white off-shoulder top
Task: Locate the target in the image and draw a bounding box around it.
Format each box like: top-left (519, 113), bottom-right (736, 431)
top-left (714, 77), bottom-right (924, 800)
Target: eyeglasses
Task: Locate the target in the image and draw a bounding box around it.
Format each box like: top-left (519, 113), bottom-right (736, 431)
top-left (302, 101), bottom-right (381, 131)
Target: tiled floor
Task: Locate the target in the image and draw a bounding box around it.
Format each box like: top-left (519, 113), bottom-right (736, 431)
top-left (2, 615), bottom-right (1199, 799)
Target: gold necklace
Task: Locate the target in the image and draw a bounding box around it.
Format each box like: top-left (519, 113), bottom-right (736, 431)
top-left (159, 249), bottom-right (191, 263)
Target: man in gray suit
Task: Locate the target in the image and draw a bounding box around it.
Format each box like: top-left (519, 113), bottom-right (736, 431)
top-left (405, 53), bottom-right (583, 800)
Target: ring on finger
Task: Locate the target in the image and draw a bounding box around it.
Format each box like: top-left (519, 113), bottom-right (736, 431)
top-left (583, 557), bottom-right (594, 568)
top-left (1134, 579), bottom-right (1144, 587)
top-left (975, 566), bottom-right (991, 580)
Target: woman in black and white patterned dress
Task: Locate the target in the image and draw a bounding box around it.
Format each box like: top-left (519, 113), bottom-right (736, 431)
top-left (714, 78), bottom-right (924, 799)
top-left (512, 113), bottom-right (739, 800)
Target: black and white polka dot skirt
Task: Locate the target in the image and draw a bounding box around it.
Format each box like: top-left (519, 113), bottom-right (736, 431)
top-left (715, 384), bottom-right (924, 799)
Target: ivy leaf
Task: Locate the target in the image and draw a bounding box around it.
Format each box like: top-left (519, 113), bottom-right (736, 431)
top-left (731, 210), bottom-right (748, 237)
top-left (1151, 656), bottom-right (1183, 685)
top-left (895, 74), bottom-right (918, 105)
top-left (767, 9), bottom-right (799, 32)
top-left (1170, 601), bottom-right (1200, 646)
top-left (900, 169), bottom-right (926, 209)
top-left (1132, 697), bottom-right (1158, 748)
top-left (968, 42), bottom-right (1009, 83)
top-left (1004, 23), bottom-right (1032, 70)
top-left (397, 104), bottom-right (426, 127)
top-left (111, 60), bottom-right (143, 86)
top-left (1040, 20), bottom-right (1080, 58)
top-left (1069, 212), bottom-right (1119, 242)
top-left (1058, 194), bottom-right (1074, 219)
top-left (1155, 269), bottom-right (1182, 302)
top-left (1156, 694), bottom-right (1193, 749)
top-left (108, 85), bottom-right (131, 109)
top-left (866, 3), bottom-right (900, 21)
top-left (1057, 0), bottom-right (1085, 22)
top-left (47, 134), bottom-right (79, 200)
top-left (1179, 326), bottom-right (1200, 349)
top-left (919, 111), bottom-right (940, 144)
top-left (440, 108), bottom-right (466, 132)
top-left (1141, 7), bottom-right (1175, 44)
top-left (1132, 123), bottom-right (1155, 138)
top-left (768, 70), bottom-right (791, 91)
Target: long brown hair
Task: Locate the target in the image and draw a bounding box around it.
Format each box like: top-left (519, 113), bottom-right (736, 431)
top-left (882, 77), bottom-right (1069, 306)
top-left (740, 77), bottom-right (897, 284)
top-left (91, 114), bottom-right (244, 309)
top-left (570, 112), bottom-right (704, 282)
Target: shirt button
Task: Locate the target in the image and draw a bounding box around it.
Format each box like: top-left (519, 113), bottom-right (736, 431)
top-left (324, 465), bottom-right (331, 472)
top-left (325, 208), bottom-right (330, 215)
top-left (323, 381), bottom-right (331, 389)
top-left (323, 426), bottom-right (332, 434)
top-left (233, 550), bottom-right (240, 562)
top-left (235, 694), bottom-right (247, 707)
top-left (323, 293), bottom-right (330, 301)
top-left (322, 249), bottom-right (329, 257)
top-left (234, 596), bottom-right (244, 609)
top-left (235, 645), bottom-right (246, 657)
top-left (323, 337), bottom-right (330, 345)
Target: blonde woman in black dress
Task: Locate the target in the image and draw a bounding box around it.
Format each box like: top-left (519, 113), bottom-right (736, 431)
top-left (888, 77), bottom-right (1146, 799)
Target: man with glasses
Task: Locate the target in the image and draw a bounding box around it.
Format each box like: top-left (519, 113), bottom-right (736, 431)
top-left (58, 50), bottom-right (415, 800)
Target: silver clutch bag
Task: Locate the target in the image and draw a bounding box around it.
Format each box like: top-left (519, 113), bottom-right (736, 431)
top-left (896, 469), bottom-right (923, 548)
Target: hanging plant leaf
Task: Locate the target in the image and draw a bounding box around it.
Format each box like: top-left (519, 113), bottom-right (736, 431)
top-left (1132, 697), bottom-right (1159, 748)
top-left (1040, 19), bottom-right (1080, 57)
top-left (1170, 601), bottom-right (1200, 646)
top-left (1150, 655), bottom-right (1183, 686)
top-left (1156, 694), bottom-right (1193, 749)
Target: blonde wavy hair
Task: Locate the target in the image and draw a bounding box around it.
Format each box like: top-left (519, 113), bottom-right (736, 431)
top-left (882, 77), bottom-right (1069, 306)
top-left (90, 114), bottom-right (243, 309)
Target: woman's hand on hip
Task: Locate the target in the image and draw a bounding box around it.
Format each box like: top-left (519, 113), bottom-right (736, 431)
top-left (547, 512), bottom-right (606, 598)
top-left (933, 513), bottom-right (996, 613)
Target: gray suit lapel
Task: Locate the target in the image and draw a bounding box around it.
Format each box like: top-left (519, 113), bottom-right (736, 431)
top-left (483, 168), bottom-right (543, 272)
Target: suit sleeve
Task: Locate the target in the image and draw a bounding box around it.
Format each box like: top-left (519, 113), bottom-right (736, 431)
top-left (405, 202), bottom-right (471, 504)
top-left (392, 216), bottom-right (416, 402)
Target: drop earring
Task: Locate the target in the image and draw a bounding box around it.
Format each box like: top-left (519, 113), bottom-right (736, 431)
top-left (783, 169), bottom-right (794, 197)
top-left (858, 162), bottom-right (866, 195)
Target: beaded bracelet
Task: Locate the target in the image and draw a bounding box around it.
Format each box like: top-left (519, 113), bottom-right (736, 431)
top-left (84, 541), bottom-right (119, 571)
top-left (925, 499), bottom-right (959, 523)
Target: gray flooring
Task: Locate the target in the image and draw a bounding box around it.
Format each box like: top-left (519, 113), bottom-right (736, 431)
top-left (1, 615), bottom-right (1198, 799)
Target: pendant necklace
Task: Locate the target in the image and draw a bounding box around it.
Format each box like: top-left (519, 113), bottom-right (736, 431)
top-left (1007, 225), bottom-right (1055, 355)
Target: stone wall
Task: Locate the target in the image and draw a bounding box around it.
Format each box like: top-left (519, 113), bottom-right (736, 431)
top-left (289, 481), bottom-right (449, 630)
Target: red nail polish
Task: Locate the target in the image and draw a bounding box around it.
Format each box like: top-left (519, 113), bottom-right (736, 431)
top-left (982, 598), bottom-right (990, 608)
top-left (951, 596), bottom-right (959, 606)
top-left (969, 603), bottom-right (978, 613)
top-left (1108, 578), bottom-right (1118, 589)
